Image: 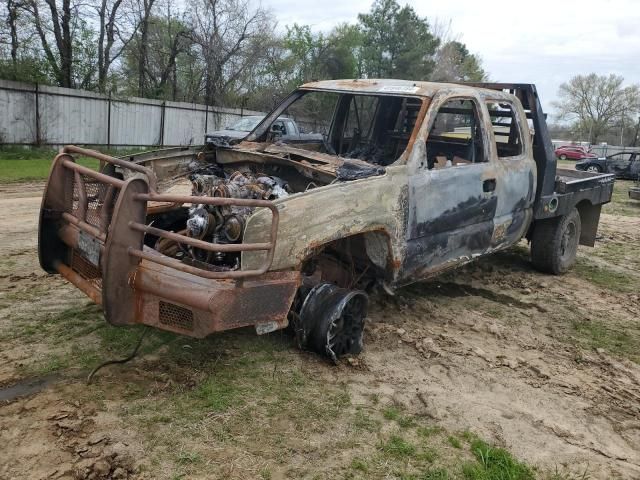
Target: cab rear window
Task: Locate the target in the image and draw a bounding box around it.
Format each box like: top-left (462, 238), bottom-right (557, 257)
top-left (486, 102), bottom-right (523, 158)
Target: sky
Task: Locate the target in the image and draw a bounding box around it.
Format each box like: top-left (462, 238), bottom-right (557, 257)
top-left (266, 0), bottom-right (640, 115)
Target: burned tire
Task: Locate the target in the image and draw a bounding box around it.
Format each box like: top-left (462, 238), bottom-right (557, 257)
top-left (297, 283), bottom-right (368, 362)
top-left (531, 208), bottom-right (581, 274)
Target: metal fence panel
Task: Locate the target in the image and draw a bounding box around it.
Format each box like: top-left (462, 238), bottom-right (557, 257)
top-left (39, 84), bottom-right (108, 145)
top-left (0, 80), bottom-right (37, 144)
top-left (110, 98), bottom-right (163, 146)
top-left (0, 80), bottom-right (267, 147)
top-left (163, 101), bottom-right (207, 146)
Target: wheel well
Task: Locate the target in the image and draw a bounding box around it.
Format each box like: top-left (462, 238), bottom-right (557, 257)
top-left (301, 231), bottom-right (393, 290)
top-left (575, 199), bottom-right (602, 247)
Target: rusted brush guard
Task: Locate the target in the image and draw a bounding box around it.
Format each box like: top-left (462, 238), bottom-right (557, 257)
top-left (39, 146), bottom-right (301, 338)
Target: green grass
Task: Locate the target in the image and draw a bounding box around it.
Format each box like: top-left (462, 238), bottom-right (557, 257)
top-left (14, 303), bottom-right (177, 376)
top-left (350, 458), bottom-right (369, 473)
top-left (571, 317), bottom-right (639, 363)
top-left (447, 436), bottom-right (462, 449)
top-left (591, 241), bottom-right (640, 272)
top-left (380, 435), bottom-right (417, 458)
top-left (0, 145), bottom-right (147, 182)
top-left (0, 156), bottom-right (99, 182)
top-left (603, 179), bottom-right (640, 217)
top-left (462, 438), bottom-right (535, 480)
top-left (383, 406), bottom-right (416, 428)
top-left (420, 468), bottom-right (451, 479)
top-left (417, 426), bottom-right (444, 438)
top-left (573, 259), bottom-right (636, 293)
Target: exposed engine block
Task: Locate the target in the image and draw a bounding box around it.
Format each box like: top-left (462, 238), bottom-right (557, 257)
top-left (184, 170), bottom-right (289, 266)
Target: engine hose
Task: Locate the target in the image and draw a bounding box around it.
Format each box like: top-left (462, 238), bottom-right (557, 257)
top-left (86, 327), bottom-right (150, 385)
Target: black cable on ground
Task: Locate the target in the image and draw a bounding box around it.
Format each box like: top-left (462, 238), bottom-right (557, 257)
top-left (87, 327), bottom-right (150, 385)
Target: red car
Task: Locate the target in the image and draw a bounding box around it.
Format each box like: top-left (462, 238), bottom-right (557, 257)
top-left (555, 145), bottom-right (597, 160)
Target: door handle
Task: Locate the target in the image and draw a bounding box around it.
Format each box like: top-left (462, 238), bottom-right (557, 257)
top-left (483, 178), bottom-right (496, 192)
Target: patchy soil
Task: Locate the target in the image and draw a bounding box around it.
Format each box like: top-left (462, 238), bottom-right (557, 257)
top-left (0, 181), bottom-right (639, 480)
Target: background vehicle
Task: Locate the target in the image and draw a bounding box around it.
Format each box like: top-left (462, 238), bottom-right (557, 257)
top-left (555, 145), bottom-right (597, 160)
top-left (576, 151), bottom-right (640, 179)
top-left (205, 115), bottom-right (323, 144)
top-left (38, 81), bottom-right (614, 361)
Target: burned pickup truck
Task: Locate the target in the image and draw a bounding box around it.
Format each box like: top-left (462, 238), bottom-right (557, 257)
top-left (39, 80), bottom-right (614, 360)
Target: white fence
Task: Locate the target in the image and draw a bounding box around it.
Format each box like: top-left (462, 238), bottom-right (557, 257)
top-left (0, 79), bottom-right (265, 147)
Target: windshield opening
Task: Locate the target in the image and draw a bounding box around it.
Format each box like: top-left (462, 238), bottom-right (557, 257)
top-left (250, 90), bottom-right (424, 166)
top-left (229, 116), bottom-right (264, 131)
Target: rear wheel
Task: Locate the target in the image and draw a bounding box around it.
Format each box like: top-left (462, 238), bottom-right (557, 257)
top-left (531, 208), bottom-right (581, 274)
top-left (559, 154), bottom-right (567, 160)
top-left (586, 164), bottom-right (601, 173)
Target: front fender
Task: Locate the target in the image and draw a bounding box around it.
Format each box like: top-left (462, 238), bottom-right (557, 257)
top-left (242, 166), bottom-right (409, 273)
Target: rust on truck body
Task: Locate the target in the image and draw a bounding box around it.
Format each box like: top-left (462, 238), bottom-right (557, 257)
top-left (39, 145), bottom-right (300, 337)
top-left (38, 80), bottom-right (611, 353)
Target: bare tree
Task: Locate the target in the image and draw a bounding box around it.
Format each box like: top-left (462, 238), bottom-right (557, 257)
top-left (148, 3), bottom-right (189, 99)
top-left (554, 73), bottom-right (640, 144)
top-left (23, 0), bottom-right (75, 87)
top-left (5, 0), bottom-right (21, 65)
top-left (187, 0), bottom-right (274, 105)
top-left (130, 0), bottom-right (157, 96)
top-left (94, 0), bottom-right (138, 92)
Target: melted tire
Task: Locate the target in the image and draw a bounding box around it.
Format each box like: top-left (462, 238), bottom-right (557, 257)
top-left (531, 208), bottom-right (581, 275)
top-left (298, 283), bottom-right (368, 362)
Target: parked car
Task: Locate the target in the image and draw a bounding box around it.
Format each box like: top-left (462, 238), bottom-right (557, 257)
top-left (576, 151), bottom-right (640, 179)
top-left (555, 145), bottom-right (597, 160)
top-left (205, 115), bottom-right (323, 144)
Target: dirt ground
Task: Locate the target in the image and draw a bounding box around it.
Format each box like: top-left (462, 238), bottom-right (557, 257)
top-left (1, 180), bottom-right (639, 480)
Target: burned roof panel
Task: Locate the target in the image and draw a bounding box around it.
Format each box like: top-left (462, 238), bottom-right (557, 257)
top-left (299, 78), bottom-right (519, 102)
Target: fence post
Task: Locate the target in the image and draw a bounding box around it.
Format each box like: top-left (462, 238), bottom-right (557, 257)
top-left (159, 101), bottom-right (166, 146)
top-left (34, 83), bottom-right (41, 146)
top-left (107, 92), bottom-right (112, 148)
top-left (204, 103), bottom-right (208, 134)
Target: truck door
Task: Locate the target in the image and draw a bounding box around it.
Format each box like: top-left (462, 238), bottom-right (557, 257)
top-left (403, 95), bottom-right (498, 281)
top-left (608, 152), bottom-right (634, 177)
top-left (484, 100), bottom-right (536, 248)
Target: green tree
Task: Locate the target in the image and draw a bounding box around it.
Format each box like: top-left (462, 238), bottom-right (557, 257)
top-left (431, 41), bottom-right (486, 82)
top-left (357, 0), bottom-right (438, 79)
top-left (282, 23), bottom-right (360, 84)
top-left (324, 23), bottom-right (362, 79)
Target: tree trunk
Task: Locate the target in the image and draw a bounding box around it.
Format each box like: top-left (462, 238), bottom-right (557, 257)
top-left (97, 0), bottom-right (107, 91)
top-left (7, 0), bottom-right (19, 66)
top-left (137, 0), bottom-right (156, 97)
top-left (43, 0), bottom-right (73, 87)
top-left (60, 0), bottom-right (73, 87)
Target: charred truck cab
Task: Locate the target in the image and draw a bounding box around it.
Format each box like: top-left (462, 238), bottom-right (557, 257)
top-left (38, 81), bottom-right (614, 361)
